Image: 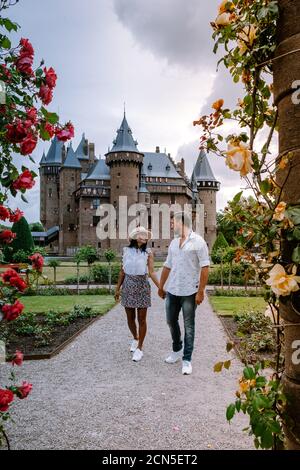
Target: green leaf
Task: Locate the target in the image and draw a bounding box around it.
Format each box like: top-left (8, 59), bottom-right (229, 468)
top-left (214, 362), bottom-right (223, 373)
top-left (233, 191), bottom-right (243, 204)
top-left (286, 206), bottom-right (300, 225)
top-left (243, 366), bottom-right (255, 380)
top-left (292, 227), bottom-right (300, 241)
top-left (259, 180), bottom-right (271, 195)
top-left (261, 429), bottom-right (274, 449)
top-left (226, 403), bottom-right (236, 421)
top-left (1, 36), bottom-right (11, 49)
top-left (292, 246), bottom-right (300, 263)
top-left (235, 399), bottom-right (241, 412)
top-left (21, 194), bottom-right (28, 204)
top-left (2, 18), bottom-right (19, 32)
top-left (223, 360), bottom-right (231, 370)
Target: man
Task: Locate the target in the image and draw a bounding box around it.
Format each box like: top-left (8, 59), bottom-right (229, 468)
top-left (158, 212), bottom-right (210, 375)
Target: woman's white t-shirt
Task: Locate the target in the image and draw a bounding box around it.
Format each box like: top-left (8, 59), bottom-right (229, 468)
top-left (122, 247), bottom-right (151, 275)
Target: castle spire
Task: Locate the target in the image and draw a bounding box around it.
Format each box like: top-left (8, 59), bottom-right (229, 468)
top-left (108, 112), bottom-right (140, 154)
top-left (191, 150), bottom-right (220, 191)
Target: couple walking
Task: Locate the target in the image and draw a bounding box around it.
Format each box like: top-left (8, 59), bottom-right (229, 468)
top-left (115, 212), bottom-right (210, 375)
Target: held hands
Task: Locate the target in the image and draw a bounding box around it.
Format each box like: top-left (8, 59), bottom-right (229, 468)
top-left (158, 287), bottom-right (167, 299)
top-left (195, 290), bottom-right (204, 305)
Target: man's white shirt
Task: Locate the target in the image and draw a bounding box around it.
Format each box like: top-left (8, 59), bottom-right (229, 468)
top-left (164, 231), bottom-right (210, 297)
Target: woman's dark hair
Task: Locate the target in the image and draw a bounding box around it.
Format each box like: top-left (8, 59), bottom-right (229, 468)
top-left (129, 239), bottom-right (148, 252)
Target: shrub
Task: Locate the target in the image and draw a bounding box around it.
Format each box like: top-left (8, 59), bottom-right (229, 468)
top-left (4, 217), bottom-right (34, 262)
top-left (91, 263), bottom-right (121, 284)
top-left (212, 288), bottom-right (264, 297)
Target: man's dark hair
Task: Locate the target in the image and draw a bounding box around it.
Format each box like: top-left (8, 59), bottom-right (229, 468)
top-left (128, 239), bottom-right (148, 252)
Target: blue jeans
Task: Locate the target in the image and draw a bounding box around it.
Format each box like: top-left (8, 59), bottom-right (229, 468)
top-left (165, 292), bottom-right (196, 362)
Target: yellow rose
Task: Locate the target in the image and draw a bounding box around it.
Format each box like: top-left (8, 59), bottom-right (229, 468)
top-left (215, 12), bottom-right (232, 27)
top-left (266, 264), bottom-right (300, 297)
top-left (239, 380), bottom-right (250, 393)
top-left (225, 141), bottom-right (253, 177)
top-left (238, 25), bottom-right (257, 55)
top-left (273, 201), bottom-right (287, 221)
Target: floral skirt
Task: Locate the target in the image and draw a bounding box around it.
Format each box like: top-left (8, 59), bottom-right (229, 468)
top-left (121, 274), bottom-right (151, 309)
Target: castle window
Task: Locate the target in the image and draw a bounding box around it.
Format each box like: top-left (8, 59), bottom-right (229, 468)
top-left (171, 194), bottom-right (176, 204)
top-left (152, 242), bottom-right (155, 248)
top-left (116, 185), bottom-right (119, 189)
top-left (93, 216), bottom-right (100, 227)
top-left (204, 211), bottom-right (208, 218)
top-left (98, 242), bottom-right (101, 248)
top-left (67, 204), bottom-right (71, 212)
top-left (205, 227), bottom-right (208, 234)
top-left (68, 224), bottom-right (75, 232)
top-left (48, 188), bottom-right (52, 198)
top-left (92, 198), bottom-right (100, 209)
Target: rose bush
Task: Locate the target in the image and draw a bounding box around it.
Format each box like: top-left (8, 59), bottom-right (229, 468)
top-left (0, 0), bottom-right (74, 449)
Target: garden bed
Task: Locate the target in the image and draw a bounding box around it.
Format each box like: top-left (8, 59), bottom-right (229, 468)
top-left (1, 296), bottom-right (116, 360)
top-left (209, 295), bottom-right (277, 365)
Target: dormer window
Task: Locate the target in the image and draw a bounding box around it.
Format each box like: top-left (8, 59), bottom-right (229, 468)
top-left (166, 164), bottom-right (171, 172)
top-left (148, 163), bottom-right (153, 171)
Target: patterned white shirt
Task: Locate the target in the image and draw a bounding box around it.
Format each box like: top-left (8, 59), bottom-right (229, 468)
top-left (164, 231), bottom-right (210, 296)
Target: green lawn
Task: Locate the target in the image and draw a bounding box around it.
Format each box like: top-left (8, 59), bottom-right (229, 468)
top-left (209, 296), bottom-right (266, 317)
top-left (20, 295), bottom-right (116, 314)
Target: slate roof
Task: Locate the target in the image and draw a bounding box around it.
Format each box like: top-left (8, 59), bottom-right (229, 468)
top-left (109, 114), bottom-right (140, 153)
top-left (85, 158), bottom-right (110, 181)
top-left (142, 153), bottom-right (182, 179)
top-left (43, 136), bottom-right (63, 165)
top-left (63, 143), bottom-right (82, 169)
top-left (75, 133), bottom-right (89, 160)
top-left (191, 150), bottom-right (218, 183)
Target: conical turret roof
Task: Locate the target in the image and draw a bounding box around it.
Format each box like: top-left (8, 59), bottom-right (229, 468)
top-left (108, 113), bottom-right (140, 153)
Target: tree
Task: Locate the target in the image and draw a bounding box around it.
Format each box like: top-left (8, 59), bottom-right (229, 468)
top-left (4, 217), bottom-right (34, 262)
top-left (224, 247), bottom-right (236, 290)
top-left (75, 246), bottom-right (98, 290)
top-left (104, 249), bottom-right (117, 293)
top-left (211, 232), bottom-right (229, 264)
top-left (274, 0), bottom-right (300, 450)
top-left (47, 259), bottom-right (60, 288)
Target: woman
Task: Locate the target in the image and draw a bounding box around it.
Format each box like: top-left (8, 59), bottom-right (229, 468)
top-left (115, 226), bottom-right (160, 362)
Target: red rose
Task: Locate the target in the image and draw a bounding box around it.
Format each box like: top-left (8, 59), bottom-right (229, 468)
top-left (43, 122), bottom-right (55, 139)
top-left (20, 133), bottom-right (38, 155)
top-left (9, 208), bottom-right (24, 223)
top-left (0, 205), bottom-right (10, 221)
top-left (0, 389), bottom-right (14, 412)
top-left (2, 300), bottom-right (24, 321)
top-left (12, 350), bottom-right (24, 367)
top-left (44, 67), bottom-right (57, 88)
top-left (1, 268), bottom-right (18, 283)
top-left (0, 229), bottom-right (16, 244)
top-left (38, 84), bottom-right (53, 105)
top-left (26, 107), bottom-right (38, 124)
top-left (15, 54), bottom-right (34, 75)
top-left (1, 269), bottom-right (27, 292)
top-left (29, 253), bottom-right (44, 272)
top-left (6, 120), bottom-right (28, 143)
top-left (9, 276), bottom-right (27, 292)
top-left (20, 38), bottom-right (34, 57)
top-left (12, 169), bottom-right (35, 191)
top-left (17, 382), bottom-right (32, 400)
top-left (55, 122), bottom-right (75, 142)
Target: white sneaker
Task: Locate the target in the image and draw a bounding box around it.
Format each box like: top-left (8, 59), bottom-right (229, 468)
top-left (165, 349), bottom-right (183, 364)
top-left (132, 348), bottom-right (143, 362)
top-left (182, 360), bottom-right (192, 375)
top-left (130, 339), bottom-right (139, 352)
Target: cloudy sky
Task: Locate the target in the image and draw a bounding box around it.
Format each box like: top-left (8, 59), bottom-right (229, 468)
top-left (8, 0), bottom-right (245, 222)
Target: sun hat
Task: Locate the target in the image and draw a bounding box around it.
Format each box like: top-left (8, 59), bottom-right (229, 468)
top-left (129, 226), bottom-right (153, 241)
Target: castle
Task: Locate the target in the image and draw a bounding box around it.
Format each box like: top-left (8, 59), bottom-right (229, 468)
top-left (39, 113), bottom-right (220, 256)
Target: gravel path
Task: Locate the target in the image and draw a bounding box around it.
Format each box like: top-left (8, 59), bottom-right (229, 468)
top-left (3, 284), bottom-right (254, 450)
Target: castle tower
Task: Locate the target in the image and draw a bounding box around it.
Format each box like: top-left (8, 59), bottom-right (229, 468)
top-left (58, 143), bottom-right (82, 255)
top-left (75, 132), bottom-right (95, 174)
top-left (191, 150), bottom-right (220, 251)
top-left (39, 136), bottom-right (63, 230)
top-left (105, 113), bottom-right (144, 251)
